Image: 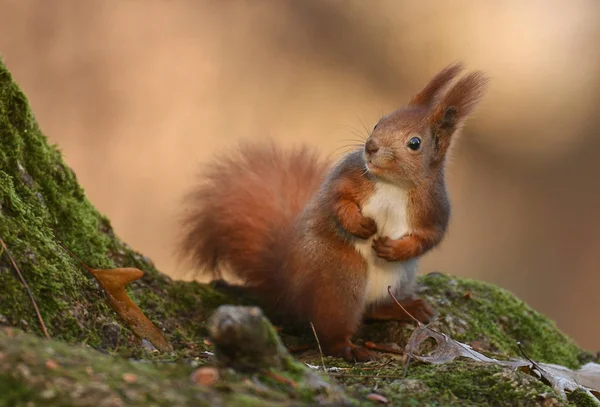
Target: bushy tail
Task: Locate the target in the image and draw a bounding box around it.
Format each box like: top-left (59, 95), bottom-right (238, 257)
top-left (178, 141), bottom-right (330, 285)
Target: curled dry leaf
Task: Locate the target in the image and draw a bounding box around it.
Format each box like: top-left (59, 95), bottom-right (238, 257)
top-left (404, 324), bottom-right (600, 404)
top-left (90, 267), bottom-right (173, 353)
top-left (59, 244), bottom-right (172, 353)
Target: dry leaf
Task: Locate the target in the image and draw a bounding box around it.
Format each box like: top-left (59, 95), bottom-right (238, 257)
top-left (90, 267), bottom-right (173, 353)
top-left (45, 359), bottom-right (58, 370)
top-left (404, 324), bottom-right (600, 404)
top-left (59, 244), bottom-right (172, 353)
top-left (122, 373), bottom-right (137, 383)
top-left (529, 362), bottom-right (600, 401)
top-left (191, 367), bottom-right (220, 386)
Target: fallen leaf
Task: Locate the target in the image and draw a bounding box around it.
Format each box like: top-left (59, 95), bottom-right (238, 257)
top-left (59, 244), bottom-right (172, 353)
top-left (45, 359), bottom-right (58, 370)
top-left (191, 367), bottom-right (220, 386)
top-left (366, 393), bottom-right (389, 404)
top-left (122, 373), bottom-right (137, 383)
top-left (404, 324), bottom-right (600, 404)
top-left (405, 323), bottom-right (526, 368)
top-left (529, 362), bottom-right (600, 401)
top-left (91, 267), bottom-right (173, 353)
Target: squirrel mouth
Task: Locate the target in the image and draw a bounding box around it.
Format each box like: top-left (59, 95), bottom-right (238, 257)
top-left (366, 161), bottom-right (382, 174)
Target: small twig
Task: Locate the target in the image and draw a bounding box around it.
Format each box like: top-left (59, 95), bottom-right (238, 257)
top-left (387, 285), bottom-right (422, 377)
top-left (114, 335), bottom-right (121, 353)
top-left (361, 359), bottom-right (395, 371)
top-left (57, 242), bottom-right (95, 272)
top-left (403, 354), bottom-right (412, 378)
top-left (310, 321), bottom-right (327, 372)
top-left (0, 236), bottom-right (50, 338)
top-left (387, 285), bottom-right (423, 326)
top-left (364, 341), bottom-right (404, 355)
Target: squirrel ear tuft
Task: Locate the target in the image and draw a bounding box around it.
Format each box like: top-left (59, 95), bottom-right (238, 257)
top-left (410, 62), bottom-right (465, 107)
top-left (440, 106), bottom-right (458, 129)
top-left (429, 70), bottom-right (489, 163)
top-left (430, 70), bottom-right (489, 130)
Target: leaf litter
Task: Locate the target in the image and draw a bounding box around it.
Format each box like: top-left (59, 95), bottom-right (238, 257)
top-left (394, 286), bottom-right (600, 404)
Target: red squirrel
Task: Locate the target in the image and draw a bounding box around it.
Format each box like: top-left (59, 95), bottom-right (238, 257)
top-left (179, 63), bottom-right (488, 362)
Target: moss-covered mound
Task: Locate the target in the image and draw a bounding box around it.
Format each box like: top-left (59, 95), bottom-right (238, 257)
top-left (0, 58), bottom-right (596, 406)
top-left (0, 59), bottom-right (238, 358)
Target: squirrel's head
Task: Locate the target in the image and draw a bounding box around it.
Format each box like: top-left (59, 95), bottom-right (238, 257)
top-left (364, 63), bottom-right (489, 186)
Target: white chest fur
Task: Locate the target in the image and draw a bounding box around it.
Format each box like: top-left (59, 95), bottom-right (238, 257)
top-left (353, 182), bottom-right (418, 305)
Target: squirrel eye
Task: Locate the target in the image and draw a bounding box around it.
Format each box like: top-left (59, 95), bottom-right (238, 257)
top-left (407, 137), bottom-right (421, 151)
top-left (373, 124), bottom-right (379, 131)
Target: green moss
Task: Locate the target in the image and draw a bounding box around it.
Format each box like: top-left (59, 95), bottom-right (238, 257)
top-left (329, 360), bottom-right (567, 406)
top-left (419, 273), bottom-right (582, 368)
top-left (0, 376), bottom-right (46, 406)
top-left (0, 328), bottom-right (354, 406)
top-left (0, 58), bottom-right (234, 360)
top-left (567, 389), bottom-right (599, 407)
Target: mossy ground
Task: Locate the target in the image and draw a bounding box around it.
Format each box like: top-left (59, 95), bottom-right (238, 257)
top-left (0, 58), bottom-right (596, 406)
top-left (0, 327), bottom-right (350, 407)
top-left (355, 272), bottom-right (584, 369)
top-left (0, 58), bottom-right (240, 361)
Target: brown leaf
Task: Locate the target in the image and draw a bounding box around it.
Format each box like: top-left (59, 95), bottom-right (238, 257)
top-left (122, 373), bottom-right (137, 383)
top-left (90, 267), bottom-right (173, 353)
top-left (191, 367), bottom-right (219, 386)
top-left (59, 243), bottom-right (172, 353)
top-left (45, 359), bottom-right (58, 370)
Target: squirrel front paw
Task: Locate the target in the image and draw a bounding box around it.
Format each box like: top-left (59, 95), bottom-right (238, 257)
top-left (348, 216), bottom-right (377, 239)
top-left (372, 235), bottom-right (413, 262)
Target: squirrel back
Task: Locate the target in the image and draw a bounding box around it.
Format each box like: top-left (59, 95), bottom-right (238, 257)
top-left (178, 141), bottom-right (330, 288)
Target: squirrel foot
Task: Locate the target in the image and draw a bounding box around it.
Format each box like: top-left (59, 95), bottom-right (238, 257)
top-left (325, 340), bottom-right (379, 363)
top-left (365, 297), bottom-right (435, 324)
top-left (372, 236), bottom-right (413, 262)
top-left (348, 215), bottom-right (377, 240)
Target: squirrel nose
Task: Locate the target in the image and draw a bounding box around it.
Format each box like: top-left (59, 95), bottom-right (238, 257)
top-left (365, 138), bottom-right (379, 155)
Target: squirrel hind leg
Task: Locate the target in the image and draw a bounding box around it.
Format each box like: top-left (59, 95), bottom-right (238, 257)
top-left (364, 297), bottom-right (435, 324)
top-left (307, 277), bottom-right (378, 363)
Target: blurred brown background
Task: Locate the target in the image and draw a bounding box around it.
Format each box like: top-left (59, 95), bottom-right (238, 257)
top-left (1, 1), bottom-right (599, 350)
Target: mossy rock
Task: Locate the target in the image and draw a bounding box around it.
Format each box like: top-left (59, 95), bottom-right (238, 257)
top-left (0, 58), bottom-right (596, 406)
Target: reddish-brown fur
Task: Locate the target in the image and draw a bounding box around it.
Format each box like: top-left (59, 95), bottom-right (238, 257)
top-left (179, 64), bottom-right (488, 362)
